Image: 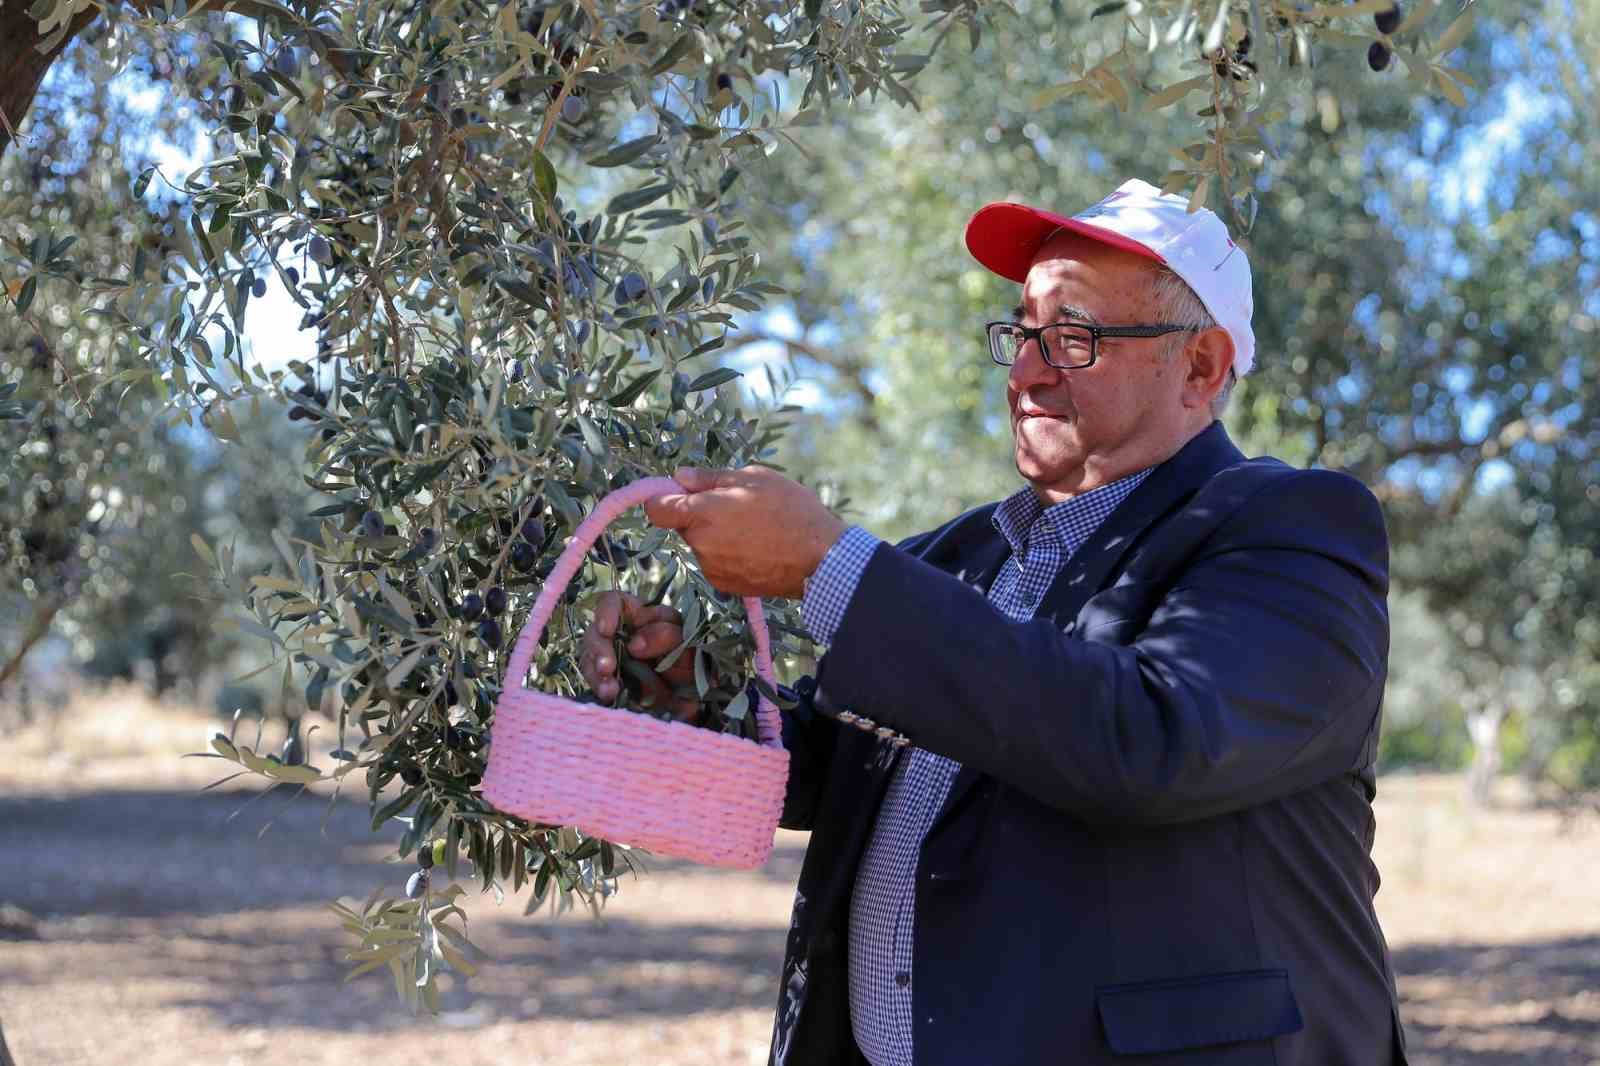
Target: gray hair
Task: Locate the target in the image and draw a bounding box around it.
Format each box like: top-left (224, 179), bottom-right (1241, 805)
top-left (1146, 264), bottom-right (1236, 418)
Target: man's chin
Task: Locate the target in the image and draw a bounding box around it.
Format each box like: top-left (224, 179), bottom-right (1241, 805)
top-left (1014, 450), bottom-right (1065, 486)
top-left (1015, 434), bottom-right (1087, 481)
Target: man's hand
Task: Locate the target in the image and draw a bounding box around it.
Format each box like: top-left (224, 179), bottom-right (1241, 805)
top-left (578, 591), bottom-right (701, 720)
top-left (643, 466), bottom-right (847, 599)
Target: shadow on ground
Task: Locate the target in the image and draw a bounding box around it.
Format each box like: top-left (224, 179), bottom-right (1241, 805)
top-left (1394, 936), bottom-right (1600, 1065)
top-left (0, 785), bottom-right (802, 1035)
top-left (0, 787), bottom-right (400, 917)
top-left (6, 786), bottom-right (1599, 1064)
top-left (0, 787), bottom-right (809, 918)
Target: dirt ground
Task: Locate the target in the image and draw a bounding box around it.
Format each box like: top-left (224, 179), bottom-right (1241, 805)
top-left (2, 687), bottom-right (1598, 1065)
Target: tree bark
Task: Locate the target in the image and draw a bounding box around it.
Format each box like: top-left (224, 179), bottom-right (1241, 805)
top-left (0, 597), bottom-right (63, 697)
top-left (1465, 703), bottom-right (1507, 808)
top-left (0, 1013), bottom-right (18, 1066)
top-left (0, 1), bottom-right (101, 158)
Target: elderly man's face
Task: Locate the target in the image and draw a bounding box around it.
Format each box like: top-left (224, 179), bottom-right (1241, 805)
top-left (1007, 231), bottom-right (1193, 501)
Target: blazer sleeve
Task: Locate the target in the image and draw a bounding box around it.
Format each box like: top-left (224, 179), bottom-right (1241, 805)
top-left (813, 467), bottom-right (1391, 828)
top-left (777, 679), bottom-right (839, 831)
top-left (777, 523), bottom-right (948, 830)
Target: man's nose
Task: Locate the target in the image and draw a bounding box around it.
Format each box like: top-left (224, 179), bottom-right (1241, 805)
top-left (1008, 335), bottom-right (1060, 393)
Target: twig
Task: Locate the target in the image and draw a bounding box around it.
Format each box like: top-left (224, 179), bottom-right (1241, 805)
top-left (534, 42), bottom-right (599, 154)
top-left (18, 312), bottom-right (90, 408)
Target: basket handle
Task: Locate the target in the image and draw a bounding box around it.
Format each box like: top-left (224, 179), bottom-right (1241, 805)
top-left (501, 476), bottom-right (783, 749)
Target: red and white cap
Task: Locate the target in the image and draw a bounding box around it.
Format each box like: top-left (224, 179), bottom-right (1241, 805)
top-left (964, 179), bottom-right (1256, 376)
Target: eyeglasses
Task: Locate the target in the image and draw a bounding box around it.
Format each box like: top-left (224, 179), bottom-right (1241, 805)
top-left (985, 320), bottom-right (1199, 370)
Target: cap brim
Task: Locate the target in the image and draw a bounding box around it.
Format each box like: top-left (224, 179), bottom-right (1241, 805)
top-left (964, 202), bottom-right (1163, 283)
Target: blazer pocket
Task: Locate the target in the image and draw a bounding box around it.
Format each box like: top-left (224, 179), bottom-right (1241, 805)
top-left (1095, 968), bottom-right (1303, 1056)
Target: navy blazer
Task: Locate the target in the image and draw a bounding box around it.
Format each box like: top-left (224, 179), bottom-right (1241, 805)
top-left (768, 422), bottom-right (1408, 1066)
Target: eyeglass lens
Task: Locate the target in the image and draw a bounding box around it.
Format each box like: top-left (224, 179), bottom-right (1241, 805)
top-left (992, 324), bottom-right (1094, 367)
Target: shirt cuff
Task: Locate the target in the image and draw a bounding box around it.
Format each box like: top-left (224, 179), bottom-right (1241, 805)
top-left (801, 525), bottom-right (881, 647)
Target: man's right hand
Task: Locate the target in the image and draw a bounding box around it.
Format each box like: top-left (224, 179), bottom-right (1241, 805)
top-left (578, 590), bottom-right (703, 721)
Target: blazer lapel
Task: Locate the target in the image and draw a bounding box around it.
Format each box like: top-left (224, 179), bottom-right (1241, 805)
top-left (932, 422), bottom-right (1247, 829)
top-left (1035, 420), bottom-right (1246, 622)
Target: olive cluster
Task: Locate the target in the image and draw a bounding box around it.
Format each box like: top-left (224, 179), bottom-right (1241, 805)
top-left (285, 379), bottom-right (344, 442)
top-left (375, 699), bottom-right (487, 791)
top-left (1367, 4), bottom-right (1403, 71)
top-left (1212, 32), bottom-right (1256, 82)
top-left (504, 3), bottom-right (586, 108)
top-left (456, 582), bottom-right (510, 649)
top-left (526, 232), bottom-right (603, 306)
top-left (406, 838), bottom-right (448, 898)
top-left (286, 382), bottom-right (328, 422)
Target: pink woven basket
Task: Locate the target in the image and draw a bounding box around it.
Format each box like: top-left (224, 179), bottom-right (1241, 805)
top-left (480, 476), bottom-right (790, 869)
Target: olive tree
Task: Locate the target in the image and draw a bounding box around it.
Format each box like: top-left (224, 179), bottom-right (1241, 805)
top-left (2, 0), bottom-right (1481, 1010)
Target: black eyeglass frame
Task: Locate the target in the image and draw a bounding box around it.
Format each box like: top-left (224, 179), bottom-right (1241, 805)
top-left (985, 320), bottom-right (1200, 370)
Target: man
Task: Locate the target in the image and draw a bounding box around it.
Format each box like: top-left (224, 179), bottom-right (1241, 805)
top-left (580, 179), bottom-right (1407, 1064)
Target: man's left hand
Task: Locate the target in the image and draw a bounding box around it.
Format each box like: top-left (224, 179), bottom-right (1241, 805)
top-left (643, 466), bottom-right (847, 599)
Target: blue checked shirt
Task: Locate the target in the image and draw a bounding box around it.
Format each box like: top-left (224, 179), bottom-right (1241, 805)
top-left (800, 469), bottom-right (1152, 1066)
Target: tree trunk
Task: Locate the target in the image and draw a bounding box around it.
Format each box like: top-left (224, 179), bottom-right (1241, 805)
top-left (0, 1013), bottom-right (18, 1066)
top-left (0, 597), bottom-right (63, 698)
top-left (1465, 703), bottom-right (1507, 808)
top-left (0, 1), bottom-right (100, 159)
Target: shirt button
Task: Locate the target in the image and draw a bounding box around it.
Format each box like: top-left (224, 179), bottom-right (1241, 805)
top-left (895, 972), bottom-right (911, 988)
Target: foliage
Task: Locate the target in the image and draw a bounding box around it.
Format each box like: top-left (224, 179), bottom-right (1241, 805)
top-left (0, 0), bottom-right (1518, 1011)
top-left (738, 1), bottom-right (1597, 782)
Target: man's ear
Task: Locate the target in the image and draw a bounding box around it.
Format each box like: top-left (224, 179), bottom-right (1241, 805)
top-left (1182, 326), bottom-right (1235, 411)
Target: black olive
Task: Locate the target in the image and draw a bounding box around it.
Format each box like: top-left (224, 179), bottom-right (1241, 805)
top-left (417, 844), bottom-right (435, 869)
top-left (401, 766), bottom-right (424, 787)
top-left (614, 272), bottom-right (648, 304)
top-left (1367, 41), bottom-right (1392, 71)
top-left (485, 586), bottom-right (508, 615)
top-left (461, 592), bottom-right (484, 620)
top-left (478, 617), bottom-right (502, 648)
top-left (1374, 3), bottom-right (1401, 34)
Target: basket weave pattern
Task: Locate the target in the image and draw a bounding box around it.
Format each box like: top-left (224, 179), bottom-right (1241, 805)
top-left (481, 477), bottom-right (791, 869)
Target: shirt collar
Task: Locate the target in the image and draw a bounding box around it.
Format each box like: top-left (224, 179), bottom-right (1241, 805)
top-left (992, 467), bottom-right (1154, 559)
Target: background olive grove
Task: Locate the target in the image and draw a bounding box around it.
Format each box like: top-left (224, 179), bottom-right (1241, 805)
top-left (737, 0), bottom-right (1599, 797)
top-left (2, 0), bottom-right (1595, 1015)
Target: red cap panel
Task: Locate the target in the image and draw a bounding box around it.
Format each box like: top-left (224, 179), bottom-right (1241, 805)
top-left (964, 202), bottom-right (1163, 283)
